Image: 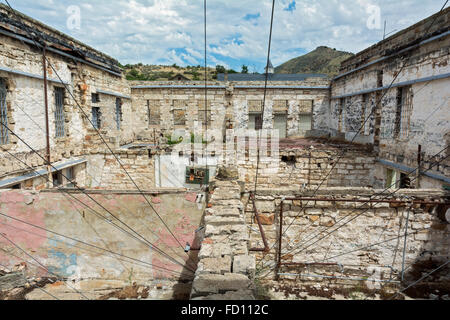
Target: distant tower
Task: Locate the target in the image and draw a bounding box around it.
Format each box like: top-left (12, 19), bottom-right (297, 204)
top-left (265, 59), bottom-right (274, 74)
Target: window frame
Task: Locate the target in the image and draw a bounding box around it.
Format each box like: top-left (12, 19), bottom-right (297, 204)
top-left (54, 87), bottom-right (65, 138)
top-left (394, 86), bottom-right (413, 140)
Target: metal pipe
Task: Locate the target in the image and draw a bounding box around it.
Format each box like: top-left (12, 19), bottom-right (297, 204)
top-left (281, 262), bottom-right (338, 267)
top-left (281, 197), bottom-right (446, 205)
top-left (277, 272), bottom-right (401, 284)
top-left (331, 72), bottom-right (450, 100)
top-left (250, 192), bottom-right (269, 252)
top-left (417, 145), bottom-right (422, 189)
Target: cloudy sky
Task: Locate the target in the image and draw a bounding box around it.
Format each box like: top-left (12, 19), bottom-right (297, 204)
top-left (8, 0), bottom-right (449, 72)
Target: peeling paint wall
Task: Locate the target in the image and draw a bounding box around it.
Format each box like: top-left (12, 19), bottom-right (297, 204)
top-left (0, 190), bottom-right (204, 292)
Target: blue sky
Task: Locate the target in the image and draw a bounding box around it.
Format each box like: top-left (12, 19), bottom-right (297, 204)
top-left (6, 0), bottom-right (448, 72)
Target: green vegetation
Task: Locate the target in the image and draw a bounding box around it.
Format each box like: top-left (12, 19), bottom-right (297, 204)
top-left (123, 64), bottom-right (216, 81)
top-left (165, 132), bottom-right (207, 145)
top-left (274, 46), bottom-right (354, 77)
top-left (166, 134), bottom-right (184, 145)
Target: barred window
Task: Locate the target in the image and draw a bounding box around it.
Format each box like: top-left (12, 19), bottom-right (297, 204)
top-left (395, 86), bottom-right (413, 139)
top-left (92, 107), bottom-right (101, 129)
top-left (54, 87), bottom-right (65, 138)
top-left (115, 98), bottom-right (123, 130)
top-left (0, 79), bottom-right (8, 145)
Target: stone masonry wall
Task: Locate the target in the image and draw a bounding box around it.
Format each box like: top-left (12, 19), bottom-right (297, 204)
top-left (85, 149), bottom-right (155, 190)
top-left (130, 79), bottom-right (330, 143)
top-left (190, 178), bottom-right (256, 300)
top-left (244, 188), bottom-right (449, 295)
top-left (236, 144), bottom-right (376, 191)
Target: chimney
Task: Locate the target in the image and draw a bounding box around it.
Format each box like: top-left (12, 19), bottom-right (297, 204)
top-left (224, 70), bottom-right (228, 82)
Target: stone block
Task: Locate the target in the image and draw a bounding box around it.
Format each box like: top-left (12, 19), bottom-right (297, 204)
top-left (204, 216), bottom-right (243, 226)
top-left (197, 256), bottom-right (232, 275)
top-left (191, 273), bottom-right (253, 296)
top-left (305, 208), bottom-right (323, 215)
top-left (255, 200), bottom-right (275, 213)
top-left (233, 255), bottom-right (256, 278)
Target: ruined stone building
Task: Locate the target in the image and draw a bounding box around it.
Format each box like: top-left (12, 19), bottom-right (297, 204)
top-left (0, 4), bottom-right (133, 190)
top-left (0, 4), bottom-right (449, 300)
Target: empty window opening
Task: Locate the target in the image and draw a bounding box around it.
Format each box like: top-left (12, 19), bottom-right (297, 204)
top-left (11, 183), bottom-right (21, 189)
top-left (248, 100), bottom-right (263, 131)
top-left (199, 109), bottom-right (212, 126)
top-left (281, 155), bottom-right (296, 165)
top-left (0, 78), bottom-right (8, 145)
top-left (115, 98), bottom-right (123, 130)
top-left (91, 93), bottom-right (100, 103)
top-left (173, 100), bottom-right (187, 126)
top-left (147, 100), bottom-right (161, 126)
top-left (249, 113), bottom-right (263, 131)
top-left (92, 107), bottom-right (101, 129)
top-left (198, 101), bottom-right (212, 126)
top-left (54, 87), bottom-right (65, 138)
top-left (298, 100), bottom-right (313, 136)
top-left (273, 113), bottom-right (287, 138)
top-left (52, 171), bottom-right (63, 187)
top-left (299, 114), bottom-right (312, 136)
top-left (400, 172), bottom-right (412, 189)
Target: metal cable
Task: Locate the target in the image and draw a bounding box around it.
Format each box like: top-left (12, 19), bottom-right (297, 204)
top-left (259, 147), bottom-right (449, 273)
top-left (3, 0), bottom-right (187, 254)
top-left (254, 0), bottom-right (276, 195)
top-left (0, 125), bottom-right (196, 273)
top-left (270, 0), bottom-right (450, 258)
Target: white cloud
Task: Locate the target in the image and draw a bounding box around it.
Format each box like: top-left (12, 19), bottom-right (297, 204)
top-left (8, 0), bottom-right (448, 71)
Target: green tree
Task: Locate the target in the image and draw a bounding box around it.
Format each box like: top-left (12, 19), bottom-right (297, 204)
top-left (215, 65), bottom-right (226, 74)
top-left (241, 65), bottom-right (249, 73)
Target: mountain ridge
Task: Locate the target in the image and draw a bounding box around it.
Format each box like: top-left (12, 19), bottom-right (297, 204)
top-left (275, 46), bottom-right (354, 77)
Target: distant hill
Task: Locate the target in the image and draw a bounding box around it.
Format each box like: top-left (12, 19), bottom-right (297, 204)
top-left (122, 64), bottom-right (217, 81)
top-left (275, 46), bottom-right (354, 77)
